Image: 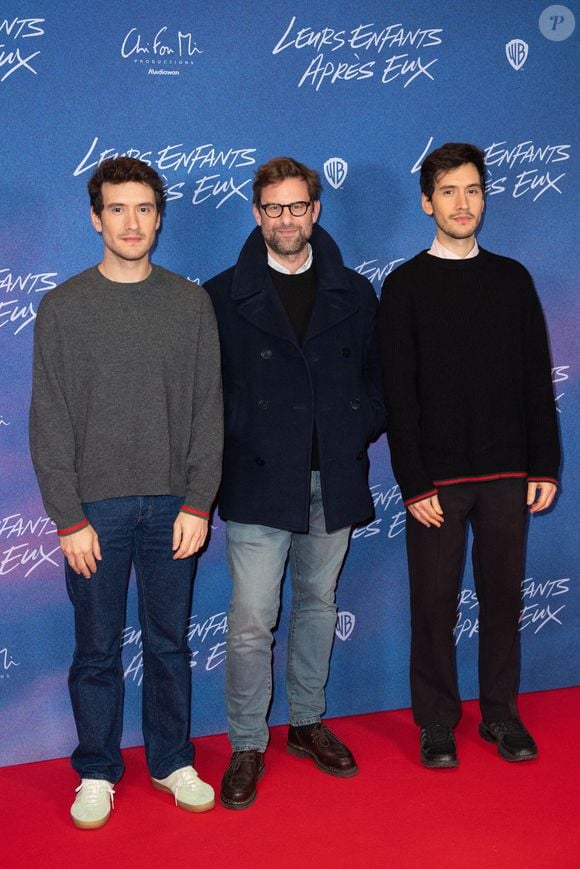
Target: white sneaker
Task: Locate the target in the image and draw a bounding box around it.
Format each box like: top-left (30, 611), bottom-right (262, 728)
top-left (151, 765), bottom-right (215, 812)
top-left (70, 779), bottom-right (115, 829)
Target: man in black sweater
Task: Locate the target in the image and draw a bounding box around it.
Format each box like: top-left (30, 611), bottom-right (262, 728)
top-left (379, 142), bottom-right (560, 768)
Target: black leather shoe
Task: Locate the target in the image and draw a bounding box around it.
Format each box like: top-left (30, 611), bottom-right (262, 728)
top-left (220, 750), bottom-right (265, 810)
top-left (287, 723), bottom-right (358, 777)
top-left (420, 724), bottom-right (458, 768)
top-left (479, 719), bottom-right (538, 762)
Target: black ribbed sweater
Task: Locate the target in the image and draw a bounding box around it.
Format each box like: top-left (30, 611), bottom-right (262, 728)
top-left (378, 249), bottom-right (560, 505)
top-left (268, 264), bottom-right (320, 469)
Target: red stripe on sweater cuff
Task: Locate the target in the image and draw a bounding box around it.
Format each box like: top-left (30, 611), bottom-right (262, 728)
top-left (180, 506), bottom-right (209, 519)
top-left (403, 489), bottom-right (438, 507)
top-left (57, 519), bottom-right (89, 536)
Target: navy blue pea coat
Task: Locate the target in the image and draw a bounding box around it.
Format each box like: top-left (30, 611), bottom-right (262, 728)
top-left (205, 224), bottom-right (386, 533)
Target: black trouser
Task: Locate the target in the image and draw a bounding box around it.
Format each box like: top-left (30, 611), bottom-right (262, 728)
top-left (406, 478), bottom-right (527, 728)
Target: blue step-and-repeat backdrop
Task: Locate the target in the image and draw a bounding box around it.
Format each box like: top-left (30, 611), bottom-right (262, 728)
top-left (1, 1), bottom-right (578, 766)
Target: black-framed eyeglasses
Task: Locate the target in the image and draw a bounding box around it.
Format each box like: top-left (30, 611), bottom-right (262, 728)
top-left (259, 201), bottom-right (311, 218)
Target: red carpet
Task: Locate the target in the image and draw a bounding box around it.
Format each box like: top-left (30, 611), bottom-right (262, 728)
top-left (1, 687), bottom-right (578, 868)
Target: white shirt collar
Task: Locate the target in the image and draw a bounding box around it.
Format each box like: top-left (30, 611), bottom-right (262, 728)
top-left (428, 237), bottom-right (479, 259)
top-left (268, 244), bottom-right (313, 275)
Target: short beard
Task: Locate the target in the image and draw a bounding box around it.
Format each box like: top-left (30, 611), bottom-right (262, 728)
top-left (263, 226), bottom-right (310, 257)
top-left (434, 215), bottom-right (480, 240)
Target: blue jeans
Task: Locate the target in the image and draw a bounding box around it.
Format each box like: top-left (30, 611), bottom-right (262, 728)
top-left (65, 496), bottom-right (196, 782)
top-left (225, 472), bottom-right (351, 751)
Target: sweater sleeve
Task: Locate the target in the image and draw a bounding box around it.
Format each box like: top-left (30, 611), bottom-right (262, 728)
top-left (379, 269), bottom-right (437, 504)
top-left (29, 297), bottom-right (88, 533)
top-left (521, 273), bottom-right (561, 483)
top-left (180, 288), bottom-right (224, 516)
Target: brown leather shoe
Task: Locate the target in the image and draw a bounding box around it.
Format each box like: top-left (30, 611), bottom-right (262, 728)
top-left (220, 750), bottom-right (265, 810)
top-left (287, 723), bottom-right (358, 777)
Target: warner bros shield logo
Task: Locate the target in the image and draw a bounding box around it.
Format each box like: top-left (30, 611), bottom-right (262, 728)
top-left (505, 39), bottom-right (528, 71)
top-left (324, 157), bottom-right (348, 190)
top-left (335, 611), bottom-right (356, 641)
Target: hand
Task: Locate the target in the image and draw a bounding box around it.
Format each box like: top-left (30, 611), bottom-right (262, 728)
top-left (527, 481), bottom-right (557, 513)
top-left (172, 512), bottom-right (208, 559)
top-left (60, 524), bottom-right (102, 579)
top-left (408, 494), bottom-right (444, 528)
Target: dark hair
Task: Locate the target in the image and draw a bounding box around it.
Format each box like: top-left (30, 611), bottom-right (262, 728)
top-left (420, 143), bottom-right (486, 199)
top-left (88, 157), bottom-right (165, 215)
top-left (252, 156), bottom-right (322, 205)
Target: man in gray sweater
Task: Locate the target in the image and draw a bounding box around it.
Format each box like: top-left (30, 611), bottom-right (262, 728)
top-left (29, 157), bottom-right (223, 828)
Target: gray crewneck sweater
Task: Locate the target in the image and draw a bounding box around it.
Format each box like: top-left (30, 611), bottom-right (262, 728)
top-left (30, 264), bottom-right (223, 532)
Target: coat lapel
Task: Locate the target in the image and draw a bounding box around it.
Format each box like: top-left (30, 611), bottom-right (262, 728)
top-left (229, 224), bottom-right (359, 344)
top-left (305, 225), bottom-right (359, 340)
top-left (305, 284), bottom-right (359, 341)
top-left (235, 275), bottom-right (298, 344)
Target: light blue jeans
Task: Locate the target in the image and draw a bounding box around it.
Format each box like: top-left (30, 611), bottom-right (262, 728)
top-left (225, 472), bottom-right (351, 751)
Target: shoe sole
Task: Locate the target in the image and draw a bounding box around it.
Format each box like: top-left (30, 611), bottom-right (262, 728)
top-left (478, 724), bottom-right (538, 762)
top-left (220, 765), bottom-right (265, 810)
top-left (220, 791), bottom-right (257, 810)
top-left (71, 811), bottom-right (110, 830)
top-left (151, 779), bottom-right (215, 812)
top-left (286, 743), bottom-right (358, 778)
top-left (420, 753), bottom-right (458, 769)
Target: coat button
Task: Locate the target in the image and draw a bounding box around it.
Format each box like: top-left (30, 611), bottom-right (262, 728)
top-left (356, 450), bottom-right (365, 460)
top-left (258, 399), bottom-right (270, 410)
top-left (261, 348), bottom-right (272, 359)
top-left (255, 457), bottom-right (265, 466)
top-left (350, 398), bottom-right (361, 410)
top-left (342, 347), bottom-right (351, 357)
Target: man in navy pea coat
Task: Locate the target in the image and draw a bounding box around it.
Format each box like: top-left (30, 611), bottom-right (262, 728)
top-left (206, 156), bottom-right (385, 809)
